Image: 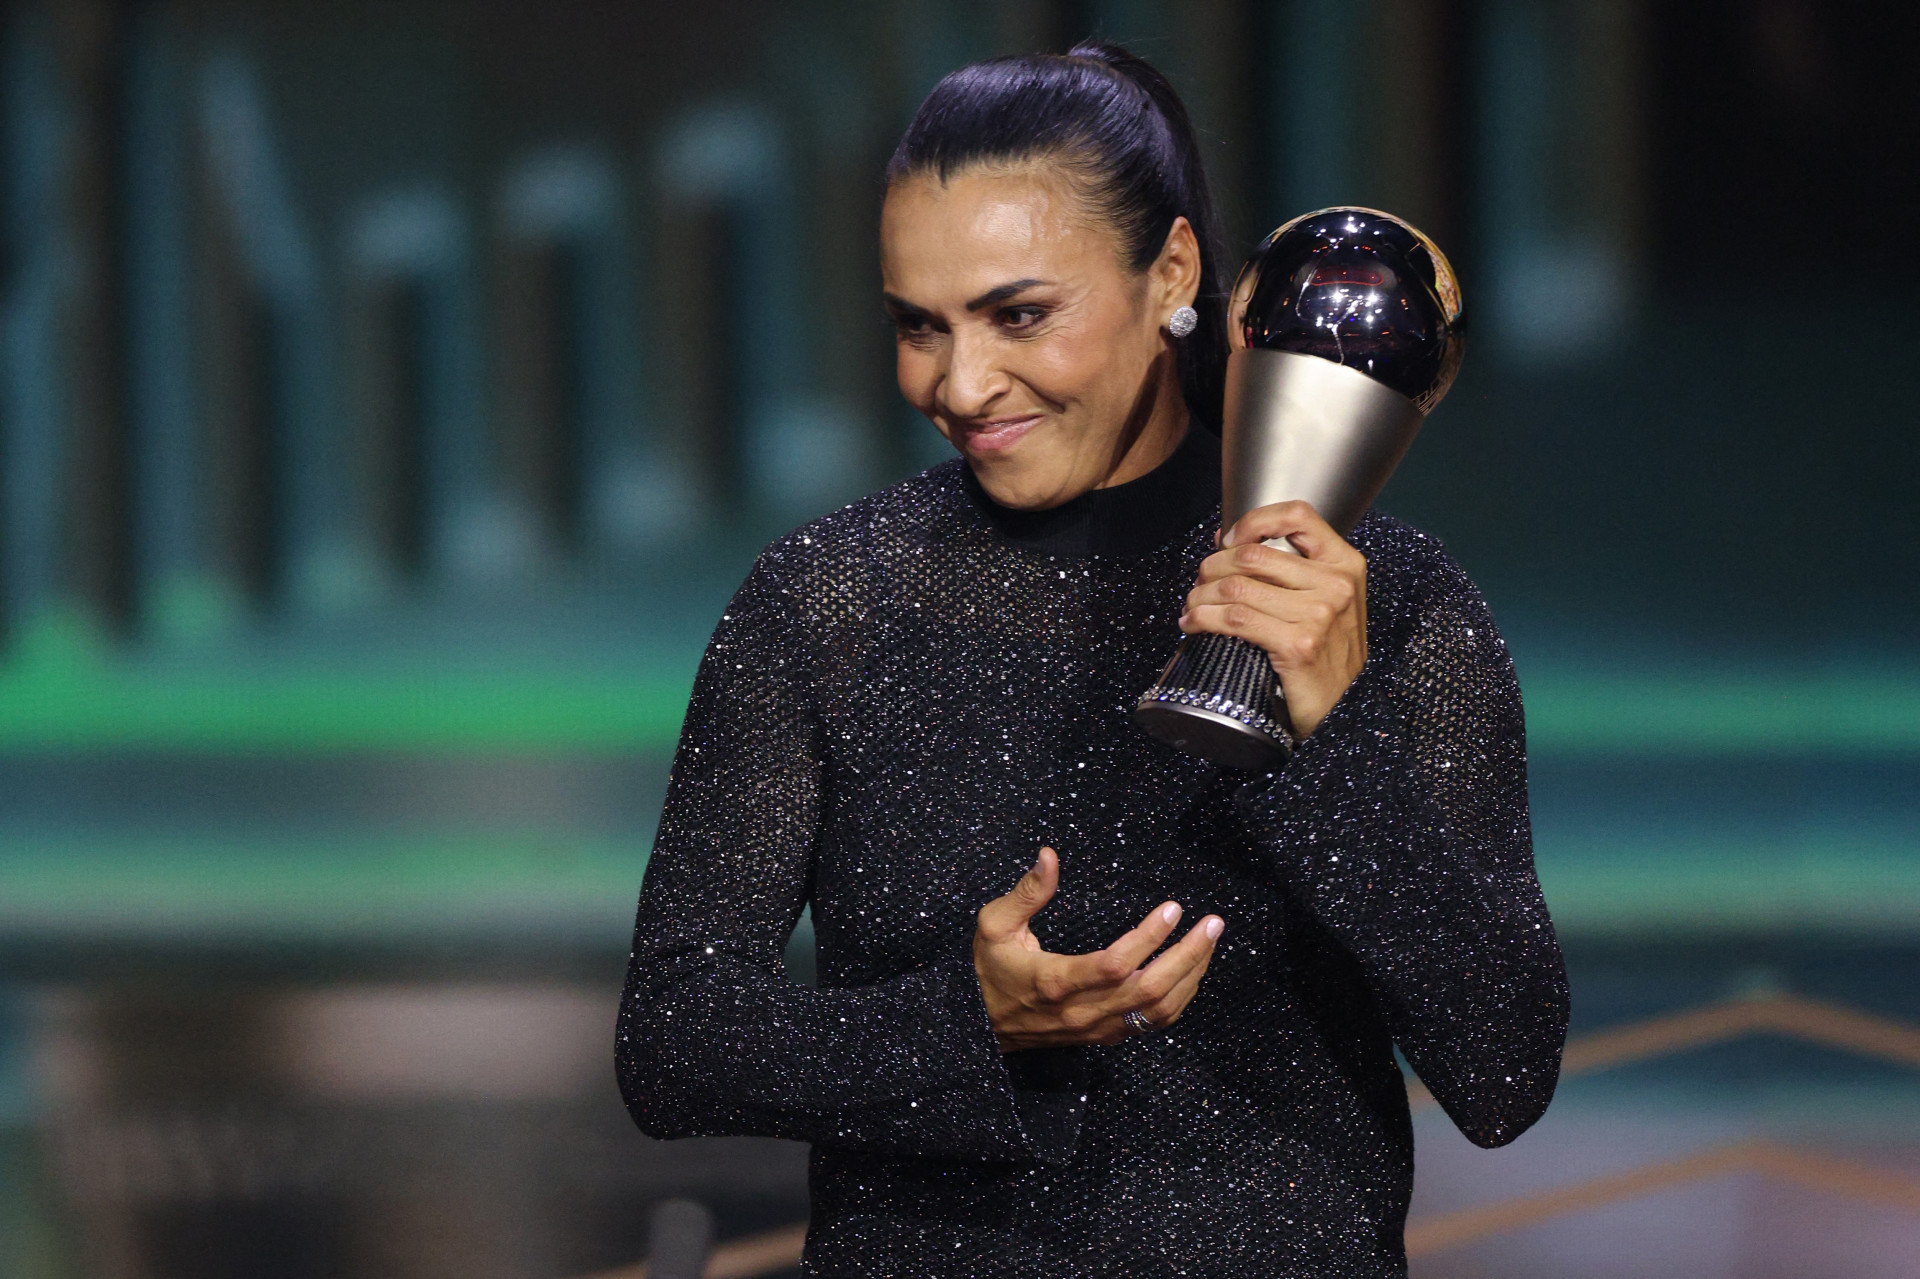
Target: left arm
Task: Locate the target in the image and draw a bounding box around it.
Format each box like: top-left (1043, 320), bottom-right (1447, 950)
top-left (1182, 503), bottom-right (1570, 1147)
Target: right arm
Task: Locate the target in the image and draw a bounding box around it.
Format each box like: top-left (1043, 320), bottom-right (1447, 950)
top-left (616, 556), bottom-right (1053, 1162)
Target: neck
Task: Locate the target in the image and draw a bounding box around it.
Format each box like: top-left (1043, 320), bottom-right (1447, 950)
top-left (1094, 356), bottom-right (1190, 490)
top-left (1097, 408), bottom-right (1190, 490)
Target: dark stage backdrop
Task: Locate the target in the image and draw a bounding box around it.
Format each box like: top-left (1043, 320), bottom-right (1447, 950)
top-left (0, 3), bottom-right (1915, 1277)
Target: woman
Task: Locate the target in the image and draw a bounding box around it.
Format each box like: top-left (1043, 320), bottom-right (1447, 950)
top-left (618, 42), bottom-right (1568, 1278)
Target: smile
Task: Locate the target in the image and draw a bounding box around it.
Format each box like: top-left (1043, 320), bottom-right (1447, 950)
top-left (959, 415), bottom-right (1043, 453)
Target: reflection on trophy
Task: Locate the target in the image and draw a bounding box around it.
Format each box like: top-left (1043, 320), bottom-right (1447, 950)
top-left (1133, 207), bottom-right (1466, 771)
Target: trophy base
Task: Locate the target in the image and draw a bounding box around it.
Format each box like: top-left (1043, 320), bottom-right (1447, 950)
top-left (1132, 700), bottom-right (1292, 772)
top-left (1133, 631), bottom-right (1295, 771)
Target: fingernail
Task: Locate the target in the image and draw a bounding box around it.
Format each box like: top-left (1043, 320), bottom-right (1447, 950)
top-left (1204, 917), bottom-right (1224, 939)
top-left (1160, 902), bottom-right (1181, 925)
top-left (1221, 528), bottom-right (1237, 548)
top-left (1177, 611), bottom-right (1191, 629)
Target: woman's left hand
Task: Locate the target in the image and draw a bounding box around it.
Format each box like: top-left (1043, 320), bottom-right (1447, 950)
top-left (1179, 500), bottom-right (1368, 741)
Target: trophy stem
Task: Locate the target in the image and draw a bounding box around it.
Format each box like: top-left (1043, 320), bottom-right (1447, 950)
top-left (1132, 631), bottom-right (1293, 771)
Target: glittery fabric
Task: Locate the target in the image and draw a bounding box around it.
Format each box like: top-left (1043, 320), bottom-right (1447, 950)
top-left (618, 428), bottom-right (1568, 1277)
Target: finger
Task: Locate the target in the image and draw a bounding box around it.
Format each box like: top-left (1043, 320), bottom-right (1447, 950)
top-left (1183, 575), bottom-right (1342, 629)
top-left (1193, 541), bottom-right (1351, 591)
top-left (1127, 915), bottom-right (1223, 1012)
top-left (1222, 499), bottom-right (1331, 552)
top-left (1141, 961), bottom-right (1206, 1029)
top-left (1178, 601), bottom-right (1304, 660)
top-left (976, 846), bottom-right (1058, 943)
top-left (1143, 924), bottom-right (1222, 1024)
top-left (1050, 899), bottom-right (1184, 995)
top-left (1223, 501), bottom-right (1359, 564)
top-left (1102, 900), bottom-right (1186, 973)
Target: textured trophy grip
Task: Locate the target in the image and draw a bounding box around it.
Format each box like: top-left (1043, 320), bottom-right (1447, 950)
top-left (1132, 631), bottom-right (1294, 771)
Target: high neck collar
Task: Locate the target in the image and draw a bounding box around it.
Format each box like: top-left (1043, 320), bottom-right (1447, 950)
top-left (961, 426), bottom-right (1222, 557)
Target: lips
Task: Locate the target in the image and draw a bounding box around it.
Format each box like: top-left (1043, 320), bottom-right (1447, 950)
top-left (958, 414), bottom-right (1042, 453)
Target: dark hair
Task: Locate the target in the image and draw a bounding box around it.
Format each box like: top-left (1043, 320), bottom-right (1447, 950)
top-left (887, 41), bottom-right (1229, 432)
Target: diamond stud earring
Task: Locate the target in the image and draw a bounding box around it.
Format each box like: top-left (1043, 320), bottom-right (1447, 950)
top-left (1167, 305), bottom-right (1198, 338)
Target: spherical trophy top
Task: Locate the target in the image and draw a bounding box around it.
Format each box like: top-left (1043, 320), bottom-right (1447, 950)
top-left (1228, 207), bottom-right (1465, 413)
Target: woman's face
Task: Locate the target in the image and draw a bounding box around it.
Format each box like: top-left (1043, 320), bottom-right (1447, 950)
top-left (880, 163), bottom-right (1199, 510)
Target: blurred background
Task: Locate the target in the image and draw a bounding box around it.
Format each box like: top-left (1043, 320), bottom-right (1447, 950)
top-left (0, 0), bottom-right (1916, 1275)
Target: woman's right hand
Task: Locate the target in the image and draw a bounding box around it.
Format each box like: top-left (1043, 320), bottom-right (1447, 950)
top-left (974, 846), bottom-right (1224, 1051)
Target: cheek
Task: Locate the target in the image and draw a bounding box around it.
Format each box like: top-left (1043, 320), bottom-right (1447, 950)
top-left (895, 346), bottom-right (937, 411)
top-left (1022, 323), bottom-right (1127, 412)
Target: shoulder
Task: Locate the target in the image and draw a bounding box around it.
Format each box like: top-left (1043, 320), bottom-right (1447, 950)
top-left (763, 459), bottom-right (965, 565)
top-left (735, 460), bottom-right (969, 625)
top-left (1348, 510), bottom-right (1499, 643)
top-left (1349, 508), bottom-right (1455, 575)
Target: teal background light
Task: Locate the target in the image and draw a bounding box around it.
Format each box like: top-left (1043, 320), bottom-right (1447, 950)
top-left (0, 1), bottom-right (1915, 1276)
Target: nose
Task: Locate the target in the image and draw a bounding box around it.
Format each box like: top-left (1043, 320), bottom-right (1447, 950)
top-left (940, 328), bottom-right (1010, 420)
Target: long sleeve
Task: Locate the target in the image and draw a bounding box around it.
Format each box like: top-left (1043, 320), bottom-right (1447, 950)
top-left (1232, 538), bottom-right (1570, 1148)
top-left (616, 553), bottom-right (1081, 1165)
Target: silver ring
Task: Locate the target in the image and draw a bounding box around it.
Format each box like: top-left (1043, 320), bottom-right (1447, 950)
top-left (1123, 1009), bottom-right (1155, 1034)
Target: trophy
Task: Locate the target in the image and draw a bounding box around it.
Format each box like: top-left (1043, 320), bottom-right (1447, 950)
top-left (1133, 207), bottom-right (1465, 771)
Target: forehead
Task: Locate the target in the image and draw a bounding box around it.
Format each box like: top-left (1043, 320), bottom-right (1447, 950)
top-left (880, 164), bottom-right (1122, 297)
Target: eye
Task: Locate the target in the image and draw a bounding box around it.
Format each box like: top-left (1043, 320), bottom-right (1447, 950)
top-left (889, 311), bottom-right (939, 344)
top-left (998, 305), bottom-right (1047, 332)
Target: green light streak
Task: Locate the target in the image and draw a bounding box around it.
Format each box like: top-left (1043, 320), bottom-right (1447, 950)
top-left (0, 614), bottom-right (1915, 756)
top-left (1536, 833), bottom-right (1920, 937)
top-left (0, 656), bottom-right (695, 753)
top-left (0, 833), bottom-right (647, 944)
top-left (1521, 667), bottom-right (1920, 756)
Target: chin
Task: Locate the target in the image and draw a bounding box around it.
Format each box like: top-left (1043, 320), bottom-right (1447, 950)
top-left (942, 420), bottom-right (1081, 510)
top-left (970, 460), bottom-right (1075, 511)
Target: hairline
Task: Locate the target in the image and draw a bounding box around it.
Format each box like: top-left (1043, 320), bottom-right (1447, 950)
top-left (884, 150), bottom-right (1161, 278)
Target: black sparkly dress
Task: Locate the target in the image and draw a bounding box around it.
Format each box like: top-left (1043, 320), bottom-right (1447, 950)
top-left (617, 426), bottom-right (1568, 1278)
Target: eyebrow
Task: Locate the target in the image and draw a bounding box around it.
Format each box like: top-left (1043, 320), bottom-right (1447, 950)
top-left (881, 278), bottom-right (1050, 320)
top-left (965, 278), bottom-right (1046, 311)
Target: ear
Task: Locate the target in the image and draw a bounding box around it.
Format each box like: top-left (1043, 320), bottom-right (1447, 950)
top-left (1149, 216), bottom-right (1203, 315)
